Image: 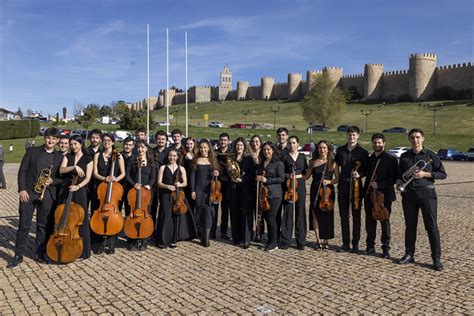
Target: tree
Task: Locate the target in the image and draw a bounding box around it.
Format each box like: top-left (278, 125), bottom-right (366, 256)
top-left (99, 105), bottom-right (113, 117)
top-left (62, 107), bottom-right (67, 119)
top-left (16, 107), bottom-right (23, 118)
top-left (114, 101), bottom-right (128, 117)
top-left (120, 107), bottom-right (146, 130)
top-left (76, 104), bottom-right (100, 139)
top-left (300, 72), bottom-right (347, 128)
top-left (26, 108), bottom-right (33, 117)
top-left (347, 86), bottom-right (362, 101)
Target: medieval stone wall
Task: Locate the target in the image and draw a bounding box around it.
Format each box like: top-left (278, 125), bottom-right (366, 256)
top-left (381, 71), bottom-right (409, 100)
top-left (436, 63), bottom-right (473, 91)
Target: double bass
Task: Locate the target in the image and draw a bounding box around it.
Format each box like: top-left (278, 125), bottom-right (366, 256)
top-left (124, 157), bottom-right (154, 239)
top-left (47, 176), bottom-right (84, 263)
top-left (90, 149), bottom-right (124, 238)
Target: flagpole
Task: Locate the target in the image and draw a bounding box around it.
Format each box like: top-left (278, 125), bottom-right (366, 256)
top-left (166, 28), bottom-right (170, 134)
top-left (185, 31), bottom-right (188, 137)
top-left (147, 24), bottom-right (150, 143)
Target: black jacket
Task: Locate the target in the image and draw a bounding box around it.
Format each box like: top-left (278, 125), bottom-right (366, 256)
top-left (363, 151), bottom-right (398, 202)
top-left (17, 146), bottom-right (63, 199)
top-left (258, 160), bottom-right (285, 199)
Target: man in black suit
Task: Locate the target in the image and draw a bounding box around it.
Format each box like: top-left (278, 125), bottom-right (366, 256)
top-left (363, 133), bottom-right (398, 259)
top-left (7, 128), bottom-right (63, 268)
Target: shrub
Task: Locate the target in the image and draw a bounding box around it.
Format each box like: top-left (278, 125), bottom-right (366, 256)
top-left (0, 120), bottom-right (40, 140)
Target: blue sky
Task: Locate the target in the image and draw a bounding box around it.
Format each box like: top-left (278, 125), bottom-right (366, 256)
top-left (1, 0), bottom-right (472, 115)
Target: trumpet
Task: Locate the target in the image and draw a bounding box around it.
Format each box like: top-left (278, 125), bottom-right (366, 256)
top-left (399, 159), bottom-right (432, 192)
top-left (34, 165), bottom-right (53, 201)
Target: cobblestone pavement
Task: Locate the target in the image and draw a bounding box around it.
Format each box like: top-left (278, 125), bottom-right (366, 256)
top-left (0, 162), bottom-right (473, 314)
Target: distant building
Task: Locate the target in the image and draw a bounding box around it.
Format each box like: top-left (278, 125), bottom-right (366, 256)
top-left (0, 108), bottom-right (21, 120)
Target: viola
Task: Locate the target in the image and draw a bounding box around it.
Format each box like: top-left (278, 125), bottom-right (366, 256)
top-left (284, 164), bottom-right (298, 203)
top-left (210, 175), bottom-right (222, 205)
top-left (47, 176), bottom-right (84, 263)
top-left (124, 157), bottom-right (154, 239)
top-left (368, 159), bottom-right (389, 221)
top-left (258, 171), bottom-right (270, 212)
top-left (90, 149), bottom-right (124, 236)
top-left (319, 182), bottom-right (334, 212)
top-left (172, 163), bottom-right (188, 215)
top-left (351, 161), bottom-right (362, 211)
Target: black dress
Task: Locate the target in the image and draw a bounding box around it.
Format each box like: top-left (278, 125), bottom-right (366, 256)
top-left (57, 153), bottom-right (93, 259)
top-left (183, 156), bottom-right (195, 213)
top-left (190, 164), bottom-right (215, 230)
top-left (309, 162), bottom-right (335, 240)
top-left (156, 166), bottom-right (197, 246)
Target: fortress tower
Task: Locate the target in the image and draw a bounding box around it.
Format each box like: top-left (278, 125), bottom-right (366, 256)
top-left (261, 77), bottom-right (275, 100)
top-left (218, 65), bottom-right (232, 101)
top-left (237, 81), bottom-right (249, 100)
top-left (323, 67), bottom-right (343, 89)
top-left (288, 73), bottom-right (302, 100)
top-left (364, 63), bottom-right (384, 100)
top-left (307, 70), bottom-right (321, 91)
top-left (409, 53), bottom-right (437, 100)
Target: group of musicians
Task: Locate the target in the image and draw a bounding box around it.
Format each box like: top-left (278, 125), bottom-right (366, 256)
top-left (6, 125), bottom-right (446, 271)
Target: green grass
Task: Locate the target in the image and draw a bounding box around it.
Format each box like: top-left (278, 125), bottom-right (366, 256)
top-left (2, 100), bottom-right (472, 163)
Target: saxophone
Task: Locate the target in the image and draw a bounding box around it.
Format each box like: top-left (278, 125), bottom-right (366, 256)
top-left (225, 154), bottom-right (242, 182)
top-left (34, 165), bottom-right (53, 201)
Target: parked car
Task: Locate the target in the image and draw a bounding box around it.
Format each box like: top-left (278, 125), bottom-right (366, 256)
top-left (300, 143), bottom-right (315, 157)
top-left (387, 147), bottom-right (410, 158)
top-left (208, 121), bottom-right (224, 128)
top-left (451, 151), bottom-right (468, 161)
top-left (229, 123), bottom-right (246, 129)
top-left (114, 130), bottom-right (132, 142)
top-left (39, 127), bottom-right (47, 136)
top-left (465, 147), bottom-right (474, 161)
top-left (158, 121), bottom-right (170, 126)
top-left (307, 125), bottom-right (329, 132)
top-left (337, 125), bottom-right (350, 132)
top-left (437, 148), bottom-right (462, 160)
top-left (383, 127), bottom-right (407, 133)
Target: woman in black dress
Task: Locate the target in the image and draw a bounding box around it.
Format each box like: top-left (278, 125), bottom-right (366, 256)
top-left (228, 137), bottom-right (255, 248)
top-left (156, 149), bottom-right (196, 248)
top-left (191, 139), bottom-right (220, 247)
top-left (125, 140), bottom-right (155, 251)
top-left (249, 135), bottom-right (265, 240)
top-left (183, 137), bottom-right (197, 213)
top-left (58, 135), bottom-right (93, 259)
top-left (256, 142), bottom-right (285, 252)
top-left (281, 136), bottom-right (308, 250)
top-left (304, 140), bottom-right (339, 250)
top-left (92, 133), bottom-right (125, 254)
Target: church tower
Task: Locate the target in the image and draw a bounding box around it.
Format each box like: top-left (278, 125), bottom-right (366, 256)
top-left (218, 65), bottom-right (232, 100)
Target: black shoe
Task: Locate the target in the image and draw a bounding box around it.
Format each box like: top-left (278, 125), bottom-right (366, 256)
top-left (139, 241), bottom-right (148, 251)
top-left (297, 245), bottom-right (305, 251)
top-left (351, 246), bottom-right (360, 254)
top-left (398, 254), bottom-right (415, 264)
top-left (105, 247), bottom-right (115, 255)
top-left (7, 254), bottom-right (23, 269)
top-left (264, 245), bottom-right (278, 252)
top-left (93, 245), bottom-right (104, 255)
top-left (366, 247), bottom-right (376, 255)
top-left (382, 249), bottom-right (390, 259)
top-left (337, 245), bottom-right (350, 252)
top-left (221, 233), bottom-right (230, 240)
top-left (433, 258), bottom-right (443, 271)
top-left (242, 243), bottom-right (250, 249)
top-left (279, 244), bottom-right (289, 250)
top-left (35, 252), bottom-right (51, 264)
top-left (169, 243), bottom-right (177, 248)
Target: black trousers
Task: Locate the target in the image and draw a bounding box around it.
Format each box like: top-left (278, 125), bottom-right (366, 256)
top-left (364, 196), bottom-right (391, 250)
top-left (337, 181), bottom-right (363, 247)
top-left (0, 160), bottom-right (6, 188)
top-left (229, 185), bottom-right (253, 245)
top-left (401, 188), bottom-right (441, 259)
top-left (212, 181), bottom-right (230, 236)
top-left (280, 180), bottom-right (306, 247)
top-left (264, 198), bottom-right (282, 247)
top-left (14, 190), bottom-right (55, 256)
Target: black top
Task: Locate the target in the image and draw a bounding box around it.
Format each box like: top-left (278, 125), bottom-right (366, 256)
top-left (398, 148), bottom-right (447, 189)
top-left (257, 160), bottom-right (285, 199)
top-left (96, 152), bottom-right (121, 178)
top-left (277, 143), bottom-right (289, 156)
top-left (363, 151), bottom-right (398, 201)
top-left (335, 143), bottom-right (369, 181)
top-left (282, 152), bottom-right (308, 176)
top-left (126, 159), bottom-right (156, 187)
top-left (215, 148), bottom-right (230, 181)
top-left (152, 146), bottom-right (169, 168)
top-left (190, 164), bottom-right (212, 196)
top-left (121, 151), bottom-right (135, 187)
top-left (17, 146), bottom-right (63, 197)
top-left (85, 145), bottom-right (101, 158)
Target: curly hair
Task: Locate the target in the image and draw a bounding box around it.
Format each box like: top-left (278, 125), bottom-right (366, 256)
top-left (193, 139), bottom-right (220, 172)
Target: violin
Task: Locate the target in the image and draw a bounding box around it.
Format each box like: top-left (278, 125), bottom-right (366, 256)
top-left (319, 177), bottom-right (334, 212)
top-left (210, 175), bottom-right (222, 205)
top-left (124, 157), bottom-right (154, 239)
top-left (172, 162), bottom-right (188, 215)
top-left (90, 149), bottom-right (124, 236)
top-left (351, 161), bottom-right (362, 211)
top-left (258, 171), bottom-right (270, 212)
top-left (368, 159), bottom-right (390, 221)
top-left (284, 164), bottom-right (298, 203)
top-left (47, 176), bottom-right (84, 263)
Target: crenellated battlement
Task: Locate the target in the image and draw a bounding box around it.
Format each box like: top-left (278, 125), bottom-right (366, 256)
top-left (274, 82), bottom-right (288, 86)
top-left (262, 76), bottom-right (275, 81)
top-left (343, 74), bottom-right (364, 78)
top-left (436, 62), bottom-right (472, 70)
top-left (323, 66), bottom-right (343, 71)
top-left (289, 73), bottom-right (302, 77)
top-left (410, 53), bottom-right (437, 60)
top-left (365, 63), bottom-right (384, 68)
top-left (383, 70), bottom-right (408, 76)
top-left (237, 81), bottom-right (249, 85)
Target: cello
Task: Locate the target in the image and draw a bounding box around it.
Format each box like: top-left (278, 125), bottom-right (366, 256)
top-left (47, 176), bottom-right (84, 263)
top-left (124, 157), bottom-right (154, 239)
top-left (90, 149), bottom-right (124, 237)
